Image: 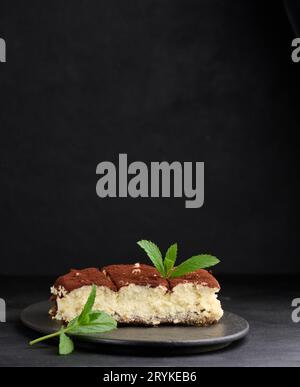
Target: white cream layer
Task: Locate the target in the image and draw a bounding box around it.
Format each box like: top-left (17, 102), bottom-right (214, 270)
top-left (51, 283), bottom-right (223, 324)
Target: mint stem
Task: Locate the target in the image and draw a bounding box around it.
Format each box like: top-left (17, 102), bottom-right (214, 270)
top-left (29, 327), bottom-right (71, 345)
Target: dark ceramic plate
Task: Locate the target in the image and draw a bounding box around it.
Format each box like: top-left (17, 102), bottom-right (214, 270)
top-left (21, 301), bottom-right (249, 355)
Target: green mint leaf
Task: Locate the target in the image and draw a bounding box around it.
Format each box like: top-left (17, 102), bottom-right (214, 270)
top-left (77, 284), bottom-right (97, 324)
top-left (67, 316), bottom-right (79, 329)
top-left (169, 254), bottom-right (220, 278)
top-left (164, 243), bottom-right (177, 277)
top-left (69, 311), bottom-right (117, 335)
top-left (67, 309), bottom-right (117, 335)
top-left (59, 329), bottom-right (74, 355)
top-left (87, 310), bottom-right (111, 323)
top-left (69, 325), bottom-right (115, 335)
top-left (137, 240), bottom-right (165, 277)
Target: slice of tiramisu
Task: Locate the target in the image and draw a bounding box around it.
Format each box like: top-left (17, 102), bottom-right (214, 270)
top-left (167, 269), bottom-right (223, 326)
top-left (102, 263), bottom-right (170, 325)
top-left (50, 264), bottom-right (223, 326)
top-left (50, 268), bottom-right (117, 323)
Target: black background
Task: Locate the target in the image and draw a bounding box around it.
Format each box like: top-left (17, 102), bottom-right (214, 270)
top-left (0, 0), bottom-right (298, 275)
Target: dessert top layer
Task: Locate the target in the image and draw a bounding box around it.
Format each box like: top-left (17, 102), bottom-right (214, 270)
top-left (168, 269), bottom-right (220, 289)
top-left (103, 263), bottom-right (169, 290)
top-left (54, 268), bottom-right (117, 292)
top-left (53, 265), bottom-right (220, 293)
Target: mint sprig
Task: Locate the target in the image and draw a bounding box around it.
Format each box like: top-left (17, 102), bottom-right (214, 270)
top-left (169, 254), bottom-right (220, 278)
top-left (59, 328), bottom-right (74, 355)
top-left (29, 285), bottom-right (117, 355)
top-left (137, 240), bottom-right (166, 276)
top-left (164, 243), bottom-right (177, 277)
top-left (137, 240), bottom-right (220, 278)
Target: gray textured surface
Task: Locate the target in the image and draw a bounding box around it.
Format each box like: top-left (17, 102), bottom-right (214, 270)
top-left (1, 276), bottom-right (300, 367)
